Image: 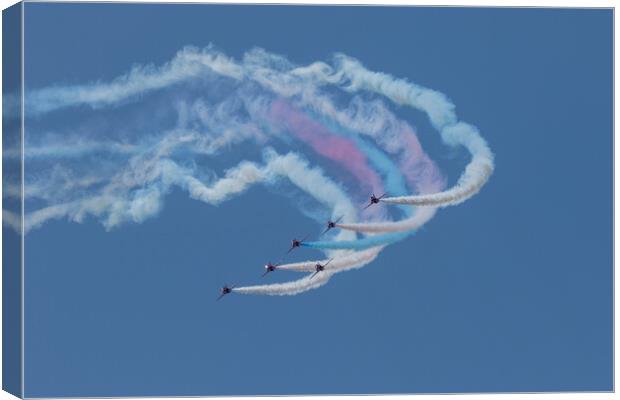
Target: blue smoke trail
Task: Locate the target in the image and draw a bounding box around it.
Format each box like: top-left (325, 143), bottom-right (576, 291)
top-left (352, 136), bottom-right (411, 216)
top-left (302, 230), bottom-right (412, 250)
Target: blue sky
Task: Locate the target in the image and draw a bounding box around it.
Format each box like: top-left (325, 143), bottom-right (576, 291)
top-left (19, 4), bottom-right (612, 396)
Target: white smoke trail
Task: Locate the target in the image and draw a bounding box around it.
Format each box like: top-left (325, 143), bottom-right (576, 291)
top-left (24, 46), bottom-right (244, 116)
top-left (5, 172), bottom-right (106, 201)
top-left (233, 246), bottom-right (382, 296)
top-left (173, 150), bottom-right (358, 242)
top-left (381, 155), bottom-right (493, 207)
top-left (233, 271), bottom-right (334, 296)
top-left (3, 142), bottom-right (139, 159)
top-left (18, 149), bottom-right (358, 243)
top-left (272, 247), bottom-right (382, 273)
top-left (335, 206), bottom-right (436, 234)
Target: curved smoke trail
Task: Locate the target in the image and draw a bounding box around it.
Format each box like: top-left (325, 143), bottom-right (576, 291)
top-left (8, 46), bottom-right (494, 296)
top-left (329, 55), bottom-right (495, 207)
top-left (17, 149), bottom-right (360, 240)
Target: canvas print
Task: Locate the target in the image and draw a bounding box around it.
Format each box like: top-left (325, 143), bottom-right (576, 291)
top-left (2, 2), bottom-right (613, 397)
